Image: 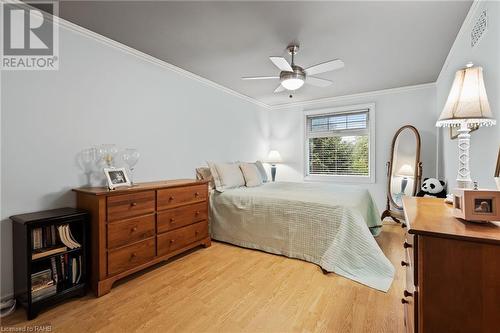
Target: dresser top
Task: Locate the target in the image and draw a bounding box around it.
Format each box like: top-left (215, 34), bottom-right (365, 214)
top-left (403, 196), bottom-right (500, 244)
top-left (73, 179), bottom-right (208, 196)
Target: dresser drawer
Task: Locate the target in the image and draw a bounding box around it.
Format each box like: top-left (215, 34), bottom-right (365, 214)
top-left (108, 238), bottom-right (155, 276)
top-left (157, 185), bottom-right (207, 210)
top-left (107, 191), bottom-right (155, 221)
top-left (405, 232), bottom-right (418, 286)
top-left (404, 248), bottom-right (415, 292)
top-left (157, 202), bottom-right (207, 234)
top-left (107, 214), bottom-right (155, 249)
top-left (157, 221), bottom-right (208, 256)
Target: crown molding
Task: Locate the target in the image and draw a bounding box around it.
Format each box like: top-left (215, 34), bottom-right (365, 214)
top-left (435, 0), bottom-right (481, 85)
top-left (270, 82), bottom-right (436, 110)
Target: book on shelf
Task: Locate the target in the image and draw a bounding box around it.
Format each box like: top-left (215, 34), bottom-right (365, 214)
top-left (31, 269), bottom-right (56, 302)
top-left (32, 284), bottom-right (56, 302)
top-left (57, 224), bottom-right (81, 249)
top-left (30, 254), bottom-right (83, 302)
top-left (50, 254), bottom-right (83, 287)
top-left (31, 224), bottom-right (81, 253)
top-left (31, 269), bottom-right (52, 288)
top-left (32, 246), bottom-right (67, 260)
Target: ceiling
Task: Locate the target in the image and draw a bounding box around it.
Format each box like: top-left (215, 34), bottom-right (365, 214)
top-left (59, 1), bottom-right (472, 106)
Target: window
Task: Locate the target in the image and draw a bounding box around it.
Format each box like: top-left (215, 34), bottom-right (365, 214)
top-left (304, 104), bottom-right (375, 183)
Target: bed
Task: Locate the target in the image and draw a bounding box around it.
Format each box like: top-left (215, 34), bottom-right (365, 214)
top-left (209, 181), bottom-right (395, 292)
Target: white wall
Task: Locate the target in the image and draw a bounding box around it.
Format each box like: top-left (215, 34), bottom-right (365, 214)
top-left (268, 85), bottom-right (437, 211)
top-left (0, 22), bottom-right (269, 299)
top-left (437, 0), bottom-right (500, 188)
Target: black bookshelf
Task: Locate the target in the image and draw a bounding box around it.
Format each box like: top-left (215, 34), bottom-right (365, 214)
top-left (11, 208), bottom-right (89, 320)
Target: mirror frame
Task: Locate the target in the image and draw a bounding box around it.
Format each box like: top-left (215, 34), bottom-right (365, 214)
top-left (381, 125), bottom-right (422, 223)
top-left (495, 146), bottom-right (500, 178)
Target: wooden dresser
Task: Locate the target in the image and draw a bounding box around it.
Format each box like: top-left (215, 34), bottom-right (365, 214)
top-left (73, 179), bottom-right (210, 297)
top-left (402, 197), bottom-right (500, 333)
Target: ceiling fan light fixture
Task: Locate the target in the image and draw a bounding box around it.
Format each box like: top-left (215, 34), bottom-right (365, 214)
top-left (280, 70), bottom-right (305, 91)
top-left (281, 78), bottom-right (304, 90)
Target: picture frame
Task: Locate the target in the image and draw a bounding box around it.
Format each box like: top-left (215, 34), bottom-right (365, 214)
top-left (103, 167), bottom-right (131, 190)
top-left (449, 124), bottom-right (479, 140)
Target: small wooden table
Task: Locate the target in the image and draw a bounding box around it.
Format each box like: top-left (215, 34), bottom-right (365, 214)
top-left (73, 179), bottom-right (211, 297)
top-left (401, 196), bottom-right (500, 333)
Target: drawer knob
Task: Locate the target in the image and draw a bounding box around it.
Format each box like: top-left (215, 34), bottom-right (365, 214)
top-left (130, 202), bottom-right (137, 207)
top-left (404, 290), bottom-right (413, 297)
top-left (195, 192), bottom-right (200, 197)
top-left (401, 261), bottom-right (409, 267)
top-left (130, 253), bottom-right (137, 259)
top-left (131, 226), bottom-right (138, 232)
top-left (169, 196), bottom-right (175, 201)
top-left (170, 218), bottom-right (175, 223)
top-left (401, 223), bottom-right (407, 229)
top-left (401, 298), bottom-right (409, 304)
top-left (195, 211), bottom-right (200, 216)
top-left (403, 242), bottom-right (412, 249)
top-left (195, 231), bottom-right (199, 235)
top-left (170, 239), bottom-right (175, 244)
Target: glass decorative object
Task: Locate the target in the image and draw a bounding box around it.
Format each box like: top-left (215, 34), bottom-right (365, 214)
top-left (80, 148), bottom-right (97, 186)
top-left (97, 144), bottom-right (118, 168)
top-left (122, 148), bottom-right (140, 185)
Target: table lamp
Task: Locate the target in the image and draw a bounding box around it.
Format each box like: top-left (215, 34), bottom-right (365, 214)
top-left (267, 150), bottom-right (282, 182)
top-left (397, 164), bottom-right (414, 194)
top-left (436, 64), bottom-right (496, 188)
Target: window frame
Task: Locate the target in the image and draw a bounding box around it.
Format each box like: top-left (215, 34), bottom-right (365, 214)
top-left (303, 103), bottom-right (376, 184)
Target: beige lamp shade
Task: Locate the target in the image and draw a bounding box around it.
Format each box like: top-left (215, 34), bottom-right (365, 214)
top-left (436, 66), bottom-right (496, 127)
top-left (267, 150), bottom-right (282, 163)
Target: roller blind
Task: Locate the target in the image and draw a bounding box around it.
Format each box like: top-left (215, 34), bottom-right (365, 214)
top-left (307, 110), bottom-right (369, 176)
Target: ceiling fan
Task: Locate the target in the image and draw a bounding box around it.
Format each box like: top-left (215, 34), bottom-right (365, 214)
top-left (242, 44), bottom-right (344, 93)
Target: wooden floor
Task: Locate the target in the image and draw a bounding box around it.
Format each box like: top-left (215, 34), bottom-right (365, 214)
top-left (2, 222), bottom-right (405, 333)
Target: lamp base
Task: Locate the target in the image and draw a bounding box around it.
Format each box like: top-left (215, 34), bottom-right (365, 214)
top-left (401, 177), bottom-right (408, 194)
top-left (456, 123), bottom-right (472, 189)
top-left (271, 164), bottom-right (277, 182)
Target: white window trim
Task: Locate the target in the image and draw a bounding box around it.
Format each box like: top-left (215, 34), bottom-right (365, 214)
top-left (303, 103), bottom-right (376, 184)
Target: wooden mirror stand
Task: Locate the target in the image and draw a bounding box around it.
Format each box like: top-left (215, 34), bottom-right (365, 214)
top-left (381, 125), bottom-right (422, 224)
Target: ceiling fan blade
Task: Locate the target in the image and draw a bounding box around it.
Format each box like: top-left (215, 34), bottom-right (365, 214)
top-left (305, 59), bottom-right (344, 76)
top-left (306, 77), bottom-right (333, 87)
top-left (242, 76), bottom-right (279, 80)
top-left (269, 57), bottom-right (293, 72)
top-left (274, 84), bottom-right (285, 93)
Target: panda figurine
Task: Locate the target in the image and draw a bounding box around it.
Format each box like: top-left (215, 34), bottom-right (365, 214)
top-left (416, 178), bottom-right (447, 198)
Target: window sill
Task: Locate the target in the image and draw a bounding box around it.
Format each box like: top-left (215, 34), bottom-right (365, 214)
top-left (304, 174), bottom-right (375, 184)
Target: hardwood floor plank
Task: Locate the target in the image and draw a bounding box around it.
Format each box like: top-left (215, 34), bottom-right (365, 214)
top-left (1, 223), bottom-right (404, 333)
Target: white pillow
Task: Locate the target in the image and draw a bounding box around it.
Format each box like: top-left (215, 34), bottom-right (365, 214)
top-left (255, 160), bottom-right (268, 182)
top-left (240, 163), bottom-right (263, 187)
top-left (207, 162), bottom-right (245, 192)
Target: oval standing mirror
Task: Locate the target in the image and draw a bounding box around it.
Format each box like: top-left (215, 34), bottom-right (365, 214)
top-left (381, 125), bottom-right (422, 223)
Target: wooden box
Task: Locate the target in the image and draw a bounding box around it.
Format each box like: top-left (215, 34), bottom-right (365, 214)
top-left (452, 188), bottom-right (500, 222)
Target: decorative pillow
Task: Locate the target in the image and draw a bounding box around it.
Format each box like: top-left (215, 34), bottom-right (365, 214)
top-left (207, 162), bottom-right (245, 192)
top-left (195, 167), bottom-right (214, 190)
top-left (255, 160), bottom-right (268, 182)
top-left (240, 163), bottom-right (263, 187)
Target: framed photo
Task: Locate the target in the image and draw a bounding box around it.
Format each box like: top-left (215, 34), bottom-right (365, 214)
top-left (104, 167), bottom-right (131, 190)
top-left (450, 124), bottom-right (479, 140)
